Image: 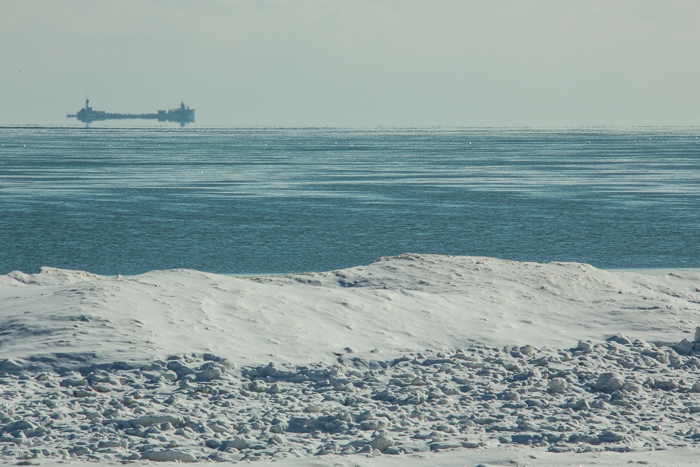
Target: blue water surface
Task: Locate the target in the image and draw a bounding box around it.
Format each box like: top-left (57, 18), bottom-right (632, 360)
top-left (1, 127), bottom-right (699, 275)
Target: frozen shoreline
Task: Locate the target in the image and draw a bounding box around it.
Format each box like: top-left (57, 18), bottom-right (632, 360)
top-left (1, 254), bottom-right (700, 465)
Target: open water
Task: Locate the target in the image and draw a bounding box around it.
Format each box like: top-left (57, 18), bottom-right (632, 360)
top-left (1, 127), bottom-right (699, 275)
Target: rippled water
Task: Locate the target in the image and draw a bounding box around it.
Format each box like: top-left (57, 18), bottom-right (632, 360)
top-left (1, 127), bottom-right (699, 275)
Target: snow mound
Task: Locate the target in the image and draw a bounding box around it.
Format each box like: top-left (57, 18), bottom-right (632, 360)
top-left (1, 254), bottom-right (699, 373)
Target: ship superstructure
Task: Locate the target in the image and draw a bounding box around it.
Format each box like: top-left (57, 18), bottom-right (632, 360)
top-left (68, 98), bottom-right (195, 126)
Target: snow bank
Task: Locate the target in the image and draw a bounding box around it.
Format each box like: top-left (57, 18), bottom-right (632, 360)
top-left (2, 254), bottom-right (699, 372)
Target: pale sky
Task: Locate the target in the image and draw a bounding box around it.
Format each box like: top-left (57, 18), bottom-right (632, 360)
top-left (1, 0), bottom-right (699, 126)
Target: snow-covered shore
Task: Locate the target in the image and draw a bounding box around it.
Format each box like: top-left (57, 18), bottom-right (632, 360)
top-left (1, 254), bottom-right (700, 465)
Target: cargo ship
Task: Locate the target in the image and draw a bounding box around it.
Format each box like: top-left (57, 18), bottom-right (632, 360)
top-left (68, 98), bottom-right (195, 126)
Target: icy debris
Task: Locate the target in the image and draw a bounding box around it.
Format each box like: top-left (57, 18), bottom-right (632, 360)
top-left (370, 434), bottom-right (394, 452)
top-left (607, 334), bottom-right (632, 345)
top-left (142, 449), bottom-right (196, 462)
top-left (547, 377), bottom-right (569, 393)
top-left (132, 414), bottom-right (185, 427)
top-left (593, 373), bottom-right (625, 393)
top-left (222, 436), bottom-right (248, 450)
top-left (577, 340), bottom-right (594, 353)
top-left (1, 337), bottom-right (700, 462)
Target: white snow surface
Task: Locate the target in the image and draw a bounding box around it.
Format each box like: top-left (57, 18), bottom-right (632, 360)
top-left (2, 253), bottom-right (699, 370)
top-left (2, 254), bottom-right (700, 465)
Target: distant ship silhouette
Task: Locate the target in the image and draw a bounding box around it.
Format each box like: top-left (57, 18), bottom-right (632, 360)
top-left (68, 98), bottom-right (195, 126)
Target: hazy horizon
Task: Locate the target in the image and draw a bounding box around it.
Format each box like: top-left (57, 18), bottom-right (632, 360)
top-left (2, 1), bottom-right (699, 127)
